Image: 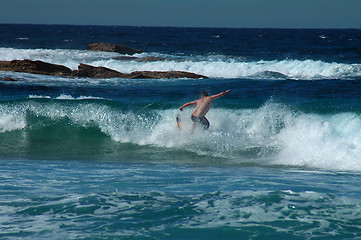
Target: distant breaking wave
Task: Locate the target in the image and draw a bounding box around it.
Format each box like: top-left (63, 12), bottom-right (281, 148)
top-left (0, 47), bottom-right (361, 80)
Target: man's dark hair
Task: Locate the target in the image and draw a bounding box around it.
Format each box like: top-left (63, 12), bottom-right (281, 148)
top-left (201, 91), bottom-right (209, 97)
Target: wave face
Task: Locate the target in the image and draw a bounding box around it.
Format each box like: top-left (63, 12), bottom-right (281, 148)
top-left (1, 98), bottom-right (361, 171)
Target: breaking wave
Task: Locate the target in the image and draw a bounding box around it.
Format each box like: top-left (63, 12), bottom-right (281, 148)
top-left (1, 97), bottom-right (361, 171)
top-left (0, 47), bottom-right (360, 80)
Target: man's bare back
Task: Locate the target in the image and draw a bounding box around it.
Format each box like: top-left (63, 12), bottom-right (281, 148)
top-left (179, 90), bottom-right (230, 131)
top-left (191, 97), bottom-right (215, 118)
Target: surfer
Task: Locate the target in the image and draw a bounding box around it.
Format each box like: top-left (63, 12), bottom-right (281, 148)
top-left (179, 90), bottom-right (230, 132)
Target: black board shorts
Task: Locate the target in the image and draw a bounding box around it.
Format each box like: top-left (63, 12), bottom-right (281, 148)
top-left (191, 115), bottom-right (210, 130)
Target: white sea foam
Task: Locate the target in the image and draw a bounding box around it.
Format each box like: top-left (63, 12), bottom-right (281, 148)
top-left (0, 47), bottom-right (360, 80)
top-left (29, 95), bottom-right (52, 99)
top-left (47, 101), bottom-right (361, 171)
top-left (0, 47), bottom-right (119, 70)
top-left (94, 58), bottom-right (361, 80)
top-left (139, 104), bottom-right (361, 171)
top-left (16, 37), bottom-right (29, 40)
top-left (29, 95), bottom-right (105, 100)
top-left (0, 105), bottom-right (26, 133)
top-left (57, 95), bottom-right (105, 100)
top-left (275, 112), bottom-right (361, 171)
top-left (0, 115), bottom-right (25, 133)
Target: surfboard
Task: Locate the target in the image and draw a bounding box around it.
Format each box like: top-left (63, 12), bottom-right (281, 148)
top-left (176, 114), bottom-right (182, 130)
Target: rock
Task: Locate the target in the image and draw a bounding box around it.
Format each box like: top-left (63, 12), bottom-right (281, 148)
top-left (129, 71), bottom-right (207, 79)
top-left (113, 56), bottom-right (167, 62)
top-left (0, 61), bottom-right (11, 67)
top-left (73, 63), bottom-right (129, 79)
top-left (0, 60), bottom-right (207, 79)
top-left (0, 60), bottom-right (72, 76)
top-left (113, 56), bottom-right (139, 61)
top-left (73, 64), bottom-right (207, 79)
top-left (136, 56), bottom-right (167, 62)
top-left (86, 42), bottom-right (144, 55)
top-left (2, 77), bottom-right (17, 82)
top-left (112, 56), bottom-right (167, 62)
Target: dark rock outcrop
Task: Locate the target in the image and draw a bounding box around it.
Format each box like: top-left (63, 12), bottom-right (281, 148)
top-left (0, 61), bottom-right (11, 69)
top-left (136, 56), bottom-right (167, 62)
top-left (72, 63), bottom-right (129, 78)
top-left (0, 60), bottom-right (72, 76)
top-left (0, 60), bottom-right (207, 79)
top-left (113, 56), bottom-right (167, 62)
top-left (72, 64), bottom-right (207, 79)
top-left (113, 56), bottom-right (139, 61)
top-left (129, 71), bottom-right (207, 79)
top-left (86, 42), bottom-right (144, 55)
top-left (1, 77), bottom-right (17, 82)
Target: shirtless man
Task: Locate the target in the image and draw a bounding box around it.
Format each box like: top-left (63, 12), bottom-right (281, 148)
top-left (179, 90), bottom-right (230, 132)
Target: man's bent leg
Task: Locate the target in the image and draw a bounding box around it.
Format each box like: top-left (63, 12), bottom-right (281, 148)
top-left (191, 115), bottom-right (210, 130)
top-left (200, 117), bottom-right (210, 130)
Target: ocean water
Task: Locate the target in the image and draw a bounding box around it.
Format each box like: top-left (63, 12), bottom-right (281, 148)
top-left (1, 24), bottom-right (361, 239)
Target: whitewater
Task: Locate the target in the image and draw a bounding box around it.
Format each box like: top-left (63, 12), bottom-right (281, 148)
top-left (1, 96), bottom-right (361, 171)
top-left (1, 47), bottom-right (361, 80)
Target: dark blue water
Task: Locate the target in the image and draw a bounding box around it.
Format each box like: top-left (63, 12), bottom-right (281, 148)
top-left (1, 24), bottom-right (361, 63)
top-left (1, 24), bottom-right (361, 239)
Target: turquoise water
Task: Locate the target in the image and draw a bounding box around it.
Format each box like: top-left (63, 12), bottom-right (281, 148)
top-left (2, 160), bottom-right (361, 239)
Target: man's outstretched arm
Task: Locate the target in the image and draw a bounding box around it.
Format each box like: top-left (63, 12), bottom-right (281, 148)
top-left (210, 90), bottom-right (230, 99)
top-left (180, 100), bottom-right (197, 111)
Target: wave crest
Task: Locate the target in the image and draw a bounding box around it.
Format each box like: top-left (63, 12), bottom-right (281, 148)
top-left (1, 98), bottom-right (361, 171)
top-left (1, 47), bottom-right (360, 80)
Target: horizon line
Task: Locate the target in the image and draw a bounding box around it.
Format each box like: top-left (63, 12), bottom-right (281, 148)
top-left (2, 22), bottom-right (361, 31)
